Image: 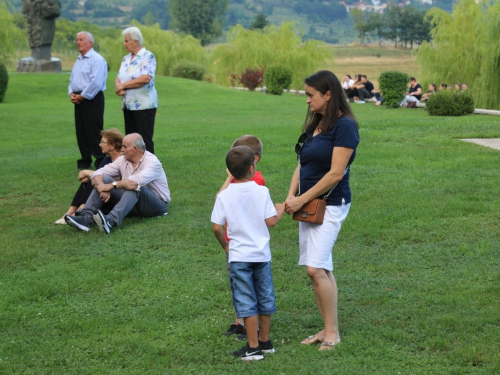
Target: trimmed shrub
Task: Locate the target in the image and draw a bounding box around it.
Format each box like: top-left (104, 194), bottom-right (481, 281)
top-left (0, 61), bottom-right (8, 103)
top-left (426, 90), bottom-right (475, 116)
top-left (265, 65), bottom-right (293, 95)
top-left (239, 68), bottom-right (264, 91)
top-left (171, 59), bottom-right (205, 81)
top-left (379, 71), bottom-right (409, 108)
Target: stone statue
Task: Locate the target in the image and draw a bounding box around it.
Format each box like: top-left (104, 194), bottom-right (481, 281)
top-left (17, 0), bottom-right (62, 72)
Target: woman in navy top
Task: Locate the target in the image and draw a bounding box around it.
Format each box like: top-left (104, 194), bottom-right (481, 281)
top-left (285, 70), bottom-right (360, 350)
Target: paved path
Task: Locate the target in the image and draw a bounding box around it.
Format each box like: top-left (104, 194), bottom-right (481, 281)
top-left (461, 138), bottom-right (500, 151)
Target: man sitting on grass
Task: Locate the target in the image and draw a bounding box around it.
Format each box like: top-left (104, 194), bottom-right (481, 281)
top-left (65, 133), bottom-right (170, 234)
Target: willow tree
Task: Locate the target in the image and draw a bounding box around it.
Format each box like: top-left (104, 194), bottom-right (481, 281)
top-left (208, 22), bottom-right (332, 89)
top-left (417, 0), bottom-right (500, 108)
top-left (474, 0), bottom-right (500, 110)
top-left (100, 22), bottom-right (208, 76)
top-left (0, 4), bottom-right (28, 63)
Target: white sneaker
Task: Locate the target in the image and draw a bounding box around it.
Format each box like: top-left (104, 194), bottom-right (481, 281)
top-left (354, 100), bottom-right (365, 104)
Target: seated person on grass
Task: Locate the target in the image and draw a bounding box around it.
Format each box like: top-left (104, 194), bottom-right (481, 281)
top-left (211, 146), bottom-right (285, 361)
top-left (216, 135), bottom-right (266, 341)
top-left (55, 128), bottom-right (123, 225)
top-left (354, 75), bottom-right (374, 104)
top-left (64, 133), bottom-right (170, 234)
top-left (421, 83), bottom-right (437, 101)
top-left (401, 77), bottom-right (422, 107)
top-left (342, 75), bottom-right (354, 97)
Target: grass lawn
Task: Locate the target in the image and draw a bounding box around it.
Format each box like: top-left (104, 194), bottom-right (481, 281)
top-left (1, 74), bottom-right (499, 374)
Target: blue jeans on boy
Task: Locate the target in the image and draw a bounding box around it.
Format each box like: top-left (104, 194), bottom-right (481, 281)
top-left (230, 262), bottom-right (276, 318)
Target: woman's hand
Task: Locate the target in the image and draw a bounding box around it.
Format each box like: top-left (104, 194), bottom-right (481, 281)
top-left (115, 82), bottom-right (125, 94)
top-left (285, 195), bottom-right (305, 215)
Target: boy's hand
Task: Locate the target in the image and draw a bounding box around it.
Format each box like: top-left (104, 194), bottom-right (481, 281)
top-left (225, 168), bottom-right (233, 179)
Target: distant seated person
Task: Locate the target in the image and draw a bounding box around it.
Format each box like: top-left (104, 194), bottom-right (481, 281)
top-left (439, 83), bottom-right (448, 91)
top-left (454, 82), bottom-right (461, 91)
top-left (65, 133), bottom-right (171, 234)
top-left (401, 77), bottom-right (422, 107)
top-left (55, 128), bottom-right (124, 225)
top-left (461, 83), bottom-right (468, 91)
top-left (354, 75), bottom-right (374, 103)
top-left (372, 87), bottom-right (383, 106)
top-left (342, 74), bottom-right (354, 97)
top-left (346, 74), bottom-right (362, 101)
top-left (420, 83), bottom-right (437, 101)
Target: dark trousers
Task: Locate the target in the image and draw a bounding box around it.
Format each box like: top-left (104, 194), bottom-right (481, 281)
top-left (357, 88), bottom-right (373, 101)
top-left (123, 108), bottom-right (156, 154)
top-left (74, 91), bottom-right (105, 169)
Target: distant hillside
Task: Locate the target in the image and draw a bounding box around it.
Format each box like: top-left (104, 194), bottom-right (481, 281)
top-left (7, 0), bottom-right (452, 45)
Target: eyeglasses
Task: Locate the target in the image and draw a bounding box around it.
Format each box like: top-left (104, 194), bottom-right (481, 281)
top-left (99, 140), bottom-right (109, 144)
top-left (295, 132), bottom-right (307, 155)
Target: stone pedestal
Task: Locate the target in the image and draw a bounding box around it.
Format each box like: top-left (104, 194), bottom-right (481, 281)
top-left (17, 57), bottom-right (62, 73)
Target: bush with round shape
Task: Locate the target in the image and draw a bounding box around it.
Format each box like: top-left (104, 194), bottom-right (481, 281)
top-left (171, 59), bottom-right (205, 81)
top-left (379, 71), bottom-right (409, 108)
top-left (425, 90), bottom-right (474, 116)
top-left (265, 65), bottom-right (293, 95)
top-left (0, 61), bottom-right (8, 103)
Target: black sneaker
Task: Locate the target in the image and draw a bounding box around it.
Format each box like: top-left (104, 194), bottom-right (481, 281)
top-left (93, 210), bottom-right (112, 234)
top-left (258, 339), bottom-right (275, 354)
top-left (231, 343), bottom-right (264, 361)
top-left (223, 323), bottom-right (245, 337)
top-left (65, 214), bottom-right (93, 232)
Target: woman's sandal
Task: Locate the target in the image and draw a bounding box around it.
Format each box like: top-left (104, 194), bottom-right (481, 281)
top-left (318, 341), bottom-right (340, 351)
top-left (301, 335), bottom-right (322, 345)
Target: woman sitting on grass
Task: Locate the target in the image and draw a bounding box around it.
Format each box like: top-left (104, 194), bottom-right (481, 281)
top-left (55, 128), bottom-right (123, 224)
top-left (420, 83), bottom-right (437, 102)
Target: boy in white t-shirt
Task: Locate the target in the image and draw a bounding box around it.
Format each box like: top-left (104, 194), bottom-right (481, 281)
top-left (211, 146), bottom-right (284, 361)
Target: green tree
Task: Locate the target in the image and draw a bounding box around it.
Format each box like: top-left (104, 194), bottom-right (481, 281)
top-left (250, 13), bottom-right (269, 30)
top-left (168, 0), bottom-right (229, 46)
top-left (351, 8), bottom-right (371, 44)
top-left (367, 12), bottom-right (384, 46)
top-left (0, 4), bottom-right (27, 63)
top-left (208, 22), bottom-right (332, 89)
top-left (417, 0), bottom-right (499, 107)
top-left (384, 4), bottom-right (402, 47)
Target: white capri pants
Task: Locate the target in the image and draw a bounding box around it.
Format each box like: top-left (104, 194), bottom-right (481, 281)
top-left (298, 203), bottom-right (351, 271)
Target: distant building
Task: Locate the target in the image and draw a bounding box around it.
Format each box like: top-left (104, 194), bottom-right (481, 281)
top-left (340, 1), bottom-right (388, 13)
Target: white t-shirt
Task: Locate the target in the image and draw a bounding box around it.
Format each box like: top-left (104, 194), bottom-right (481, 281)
top-left (211, 181), bottom-right (277, 263)
top-left (343, 79), bottom-right (354, 90)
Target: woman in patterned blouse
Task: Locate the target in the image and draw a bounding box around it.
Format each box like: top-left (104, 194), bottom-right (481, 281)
top-left (115, 26), bottom-right (159, 154)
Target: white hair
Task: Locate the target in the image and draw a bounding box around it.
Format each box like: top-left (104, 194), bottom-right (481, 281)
top-left (122, 27), bottom-right (143, 46)
top-left (77, 31), bottom-right (94, 44)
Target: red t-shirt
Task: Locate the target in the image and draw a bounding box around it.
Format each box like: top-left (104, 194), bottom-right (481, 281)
top-left (224, 171), bottom-right (265, 242)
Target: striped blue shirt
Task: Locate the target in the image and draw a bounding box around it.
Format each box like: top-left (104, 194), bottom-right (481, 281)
top-left (68, 48), bottom-right (107, 100)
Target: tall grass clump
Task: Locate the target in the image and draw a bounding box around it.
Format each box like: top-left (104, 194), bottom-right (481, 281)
top-left (418, 0), bottom-right (500, 109)
top-left (208, 22), bottom-right (332, 89)
top-left (100, 21), bottom-right (208, 76)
